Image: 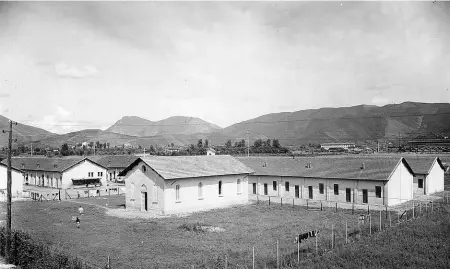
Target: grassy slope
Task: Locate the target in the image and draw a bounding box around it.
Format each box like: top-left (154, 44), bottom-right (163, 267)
top-left (295, 207), bottom-right (450, 269)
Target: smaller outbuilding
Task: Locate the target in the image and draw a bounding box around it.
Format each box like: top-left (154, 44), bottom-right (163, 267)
top-left (405, 156), bottom-right (445, 196)
top-left (0, 163), bottom-right (24, 199)
top-left (120, 155), bottom-right (254, 215)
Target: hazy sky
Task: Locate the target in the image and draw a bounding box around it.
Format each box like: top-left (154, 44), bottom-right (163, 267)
top-left (0, 1), bottom-right (449, 134)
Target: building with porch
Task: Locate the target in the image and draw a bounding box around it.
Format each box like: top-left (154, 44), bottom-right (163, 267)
top-left (120, 155), bottom-right (254, 215)
top-left (3, 157), bottom-right (107, 189)
top-left (238, 156), bottom-right (415, 206)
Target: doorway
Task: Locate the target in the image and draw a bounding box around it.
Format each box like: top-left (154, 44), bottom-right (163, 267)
top-left (346, 188), bottom-right (351, 202)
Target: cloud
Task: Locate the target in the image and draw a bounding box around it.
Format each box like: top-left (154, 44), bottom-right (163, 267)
top-left (54, 63), bottom-right (99, 79)
top-left (56, 105), bottom-right (71, 118)
top-left (371, 96), bottom-right (390, 106)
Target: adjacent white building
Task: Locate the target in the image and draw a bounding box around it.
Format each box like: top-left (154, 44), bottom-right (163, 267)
top-left (0, 163), bottom-right (24, 199)
top-left (121, 155), bottom-right (254, 215)
top-left (406, 157), bottom-right (445, 196)
top-left (4, 157), bottom-right (107, 189)
top-left (239, 156), bottom-right (416, 206)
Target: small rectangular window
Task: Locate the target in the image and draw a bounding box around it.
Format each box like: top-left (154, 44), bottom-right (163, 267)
top-left (273, 181), bottom-right (277, 191)
top-left (285, 182), bottom-right (289, 192)
top-left (375, 186), bottom-right (382, 198)
top-left (418, 179), bottom-right (423, 188)
top-left (334, 184), bottom-right (339, 195)
top-left (319, 183), bottom-right (324, 194)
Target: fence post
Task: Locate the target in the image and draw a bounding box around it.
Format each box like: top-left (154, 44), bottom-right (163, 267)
top-left (331, 224), bottom-right (334, 249)
top-left (253, 246), bottom-right (255, 269)
top-left (276, 240), bottom-right (279, 269)
top-left (345, 220), bottom-right (348, 244)
top-left (379, 211), bottom-right (382, 231)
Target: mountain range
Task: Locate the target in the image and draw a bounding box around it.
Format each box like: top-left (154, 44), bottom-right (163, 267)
top-left (4, 102), bottom-right (450, 148)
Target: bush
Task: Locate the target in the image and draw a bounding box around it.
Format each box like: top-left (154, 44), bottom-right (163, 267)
top-left (0, 227), bottom-right (99, 269)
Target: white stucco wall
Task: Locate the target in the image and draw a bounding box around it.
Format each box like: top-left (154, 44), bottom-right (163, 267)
top-left (0, 166), bottom-right (23, 197)
top-left (426, 159), bottom-right (445, 195)
top-left (61, 160), bottom-right (107, 189)
top-left (249, 175), bottom-right (386, 205)
top-left (164, 174), bottom-right (249, 214)
top-left (384, 160), bottom-right (413, 206)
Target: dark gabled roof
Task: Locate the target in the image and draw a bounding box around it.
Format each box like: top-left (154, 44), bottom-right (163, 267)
top-left (404, 157), bottom-right (445, 175)
top-left (2, 157), bottom-right (106, 173)
top-left (95, 155), bottom-right (139, 169)
top-left (120, 155), bottom-right (254, 179)
top-left (237, 156), bottom-right (413, 181)
top-left (0, 162), bottom-right (23, 173)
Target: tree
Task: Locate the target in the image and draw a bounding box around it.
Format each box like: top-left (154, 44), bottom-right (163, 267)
top-left (273, 139), bottom-right (280, 148)
top-left (61, 143), bottom-right (70, 156)
top-left (254, 139), bottom-right (263, 148)
top-left (205, 139), bottom-right (209, 148)
top-left (197, 139), bottom-right (203, 148)
top-left (225, 140), bottom-right (232, 148)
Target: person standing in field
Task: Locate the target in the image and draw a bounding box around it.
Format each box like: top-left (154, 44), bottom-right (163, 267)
top-left (76, 217), bottom-right (80, 228)
top-left (78, 206), bottom-right (84, 215)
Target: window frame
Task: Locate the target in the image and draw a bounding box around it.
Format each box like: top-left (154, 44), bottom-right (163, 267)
top-left (319, 183), bottom-right (324, 194)
top-left (334, 184), bottom-right (339, 195)
top-left (375, 186), bottom-right (382, 198)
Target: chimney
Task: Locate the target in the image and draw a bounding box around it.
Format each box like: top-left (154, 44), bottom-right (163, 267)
top-left (361, 162), bottom-right (365, 170)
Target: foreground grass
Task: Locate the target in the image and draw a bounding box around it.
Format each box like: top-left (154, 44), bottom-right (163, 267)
top-left (294, 206), bottom-right (450, 269)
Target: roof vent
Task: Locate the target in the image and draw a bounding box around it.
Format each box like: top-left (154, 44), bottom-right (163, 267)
top-left (361, 162), bottom-right (365, 170)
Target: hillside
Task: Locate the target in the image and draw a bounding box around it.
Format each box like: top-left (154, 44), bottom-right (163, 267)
top-left (33, 129), bottom-right (136, 148)
top-left (222, 102), bottom-right (450, 145)
top-left (105, 116), bottom-right (222, 137)
top-left (0, 115), bottom-right (54, 147)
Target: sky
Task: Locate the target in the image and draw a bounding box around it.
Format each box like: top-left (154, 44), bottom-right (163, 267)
top-left (0, 1), bottom-right (449, 134)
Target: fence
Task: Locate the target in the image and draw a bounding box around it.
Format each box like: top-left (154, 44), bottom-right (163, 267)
top-left (24, 185), bottom-right (126, 202)
top-left (185, 194), bottom-right (449, 269)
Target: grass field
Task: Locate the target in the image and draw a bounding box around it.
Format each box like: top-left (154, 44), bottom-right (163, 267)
top-left (4, 196), bottom-right (373, 269)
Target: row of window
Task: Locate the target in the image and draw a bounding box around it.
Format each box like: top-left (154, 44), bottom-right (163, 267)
top-left (88, 172), bottom-right (103, 177)
top-left (175, 179), bottom-right (242, 201)
top-left (258, 182), bottom-right (383, 199)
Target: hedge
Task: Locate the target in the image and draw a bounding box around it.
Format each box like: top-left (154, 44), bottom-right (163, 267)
top-left (0, 227), bottom-right (104, 269)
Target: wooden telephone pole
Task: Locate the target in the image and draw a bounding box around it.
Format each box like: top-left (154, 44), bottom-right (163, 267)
top-left (3, 120), bottom-right (17, 263)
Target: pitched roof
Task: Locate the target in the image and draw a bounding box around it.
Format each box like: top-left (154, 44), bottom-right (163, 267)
top-left (2, 157), bottom-right (105, 173)
top-left (95, 155), bottom-right (139, 169)
top-left (0, 162), bottom-right (23, 173)
top-left (121, 155), bottom-right (254, 179)
top-left (404, 156), bottom-right (445, 175)
top-left (237, 156), bottom-right (412, 181)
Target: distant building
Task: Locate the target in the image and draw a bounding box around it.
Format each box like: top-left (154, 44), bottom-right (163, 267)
top-left (0, 163), bottom-right (24, 199)
top-left (96, 155), bottom-right (139, 182)
top-left (3, 157), bottom-right (107, 189)
top-left (206, 148), bottom-right (216, 156)
top-left (120, 155), bottom-right (254, 215)
top-left (321, 142), bottom-right (355, 151)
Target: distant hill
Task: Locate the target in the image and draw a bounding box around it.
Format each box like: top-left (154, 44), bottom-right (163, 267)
top-left (33, 129), bottom-right (136, 148)
top-left (222, 102), bottom-right (450, 145)
top-left (25, 102), bottom-right (450, 148)
top-left (0, 115), bottom-right (54, 147)
top-left (105, 116), bottom-right (222, 137)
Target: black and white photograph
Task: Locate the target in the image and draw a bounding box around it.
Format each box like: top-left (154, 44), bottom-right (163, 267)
top-left (0, 1), bottom-right (449, 268)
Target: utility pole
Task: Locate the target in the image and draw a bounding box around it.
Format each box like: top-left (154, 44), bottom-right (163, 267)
top-left (2, 120), bottom-right (17, 264)
top-left (245, 129), bottom-right (250, 157)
